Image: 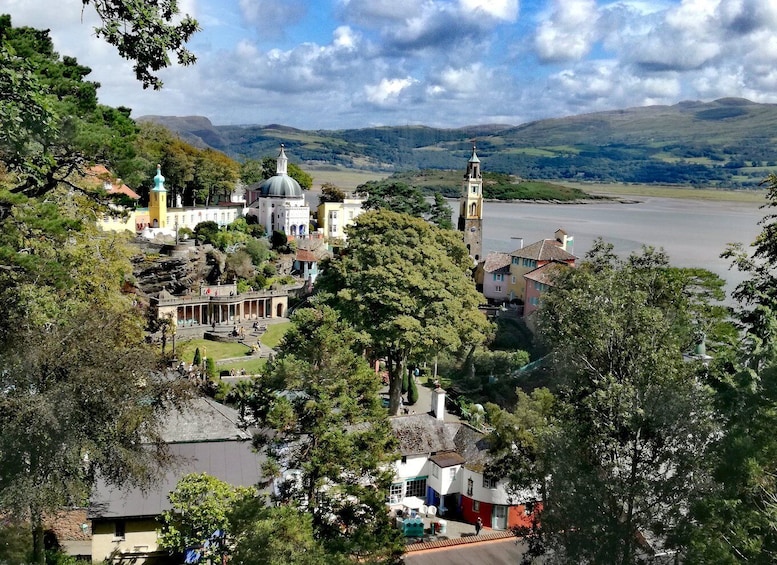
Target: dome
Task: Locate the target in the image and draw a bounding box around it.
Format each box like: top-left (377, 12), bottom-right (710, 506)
top-left (258, 174), bottom-right (303, 198)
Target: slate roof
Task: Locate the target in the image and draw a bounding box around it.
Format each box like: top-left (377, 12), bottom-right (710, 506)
top-left (390, 414), bottom-right (458, 456)
top-left (88, 396), bottom-right (263, 520)
top-left (453, 424), bottom-right (490, 472)
top-left (511, 239), bottom-right (575, 262)
top-left (88, 440), bottom-right (264, 520)
top-left (482, 252), bottom-right (512, 274)
top-left (159, 396), bottom-right (251, 443)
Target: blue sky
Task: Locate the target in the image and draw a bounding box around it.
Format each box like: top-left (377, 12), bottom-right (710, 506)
top-left (5, 0), bottom-right (777, 129)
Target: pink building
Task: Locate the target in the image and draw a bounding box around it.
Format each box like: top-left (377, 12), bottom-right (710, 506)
top-left (523, 261), bottom-right (570, 317)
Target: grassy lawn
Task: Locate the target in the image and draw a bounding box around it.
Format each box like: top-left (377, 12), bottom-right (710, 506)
top-left (175, 339), bottom-right (252, 363)
top-left (260, 322), bottom-right (292, 348)
top-left (219, 357), bottom-right (267, 375)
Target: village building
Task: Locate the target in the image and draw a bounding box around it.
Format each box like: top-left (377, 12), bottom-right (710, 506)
top-left (88, 397), bottom-right (265, 564)
top-left (316, 192), bottom-right (366, 242)
top-left (389, 388), bottom-right (539, 532)
top-left (523, 260), bottom-right (571, 319)
top-left (245, 145), bottom-right (310, 238)
top-left (506, 229), bottom-right (575, 302)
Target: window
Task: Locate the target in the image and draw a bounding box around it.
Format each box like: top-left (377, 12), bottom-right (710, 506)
top-left (512, 257), bottom-right (519, 265)
top-left (449, 467), bottom-right (457, 479)
top-left (511, 276), bottom-right (516, 283)
top-left (483, 476), bottom-right (497, 489)
top-left (401, 455), bottom-right (407, 464)
top-left (405, 477), bottom-right (427, 498)
top-left (472, 500), bottom-right (480, 512)
top-left (388, 483), bottom-right (403, 503)
top-left (114, 521), bottom-right (126, 540)
top-left (467, 478), bottom-right (473, 496)
top-left (431, 464), bottom-right (439, 478)
top-left (495, 285), bottom-right (502, 292)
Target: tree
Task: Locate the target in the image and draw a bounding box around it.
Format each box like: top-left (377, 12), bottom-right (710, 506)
top-left (158, 473), bottom-right (256, 563)
top-left (319, 182), bottom-right (346, 204)
top-left (683, 173), bottom-right (777, 562)
top-left (250, 306), bottom-right (402, 563)
top-left (230, 504), bottom-right (343, 565)
top-left (85, 0), bottom-right (199, 90)
top-left (492, 242), bottom-right (727, 564)
top-left (316, 210), bottom-right (492, 415)
top-left (407, 373), bottom-right (419, 405)
top-left (356, 180), bottom-right (430, 217)
top-left (428, 192), bottom-right (453, 229)
top-left (193, 347), bottom-right (202, 367)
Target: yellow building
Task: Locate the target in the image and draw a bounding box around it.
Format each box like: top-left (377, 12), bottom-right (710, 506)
top-left (507, 229), bottom-right (575, 302)
top-left (317, 193), bottom-right (366, 241)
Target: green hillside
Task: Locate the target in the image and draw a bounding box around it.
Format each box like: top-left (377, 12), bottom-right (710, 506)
top-left (140, 98), bottom-right (777, 187)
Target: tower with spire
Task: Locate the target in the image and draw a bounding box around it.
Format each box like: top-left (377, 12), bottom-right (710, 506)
top-left (458, 145), bottom-right (483, 262)
top-left (148, 164), bottom-right (168, 229)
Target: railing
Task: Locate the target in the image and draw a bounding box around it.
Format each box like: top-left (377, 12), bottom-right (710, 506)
top-left (154, 288), bottom-right (288, 306)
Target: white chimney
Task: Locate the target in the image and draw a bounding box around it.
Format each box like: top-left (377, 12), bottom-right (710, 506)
top-left (432, 387), bottom-right (446, 421)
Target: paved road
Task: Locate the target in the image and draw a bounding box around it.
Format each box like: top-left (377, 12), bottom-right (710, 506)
top-left (403, 538), bottom-right (528, 565)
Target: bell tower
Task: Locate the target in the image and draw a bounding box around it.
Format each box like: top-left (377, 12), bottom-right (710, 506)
top-left (458, 145), bottom-right (483, 262)
top-left (148, 164), bottom-right (167, 229)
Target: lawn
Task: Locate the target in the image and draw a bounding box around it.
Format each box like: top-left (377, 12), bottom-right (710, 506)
top-left (260, 321), bottom-right (292, 348)
top-left (219, 357), bottom-right (267, 375)
top-left (175, 339), bottom-right (252, 364)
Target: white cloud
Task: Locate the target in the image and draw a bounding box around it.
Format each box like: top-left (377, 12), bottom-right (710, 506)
top-left (364, 77), bottom-right (417, 105)
top-left (534, 0), bottom-right (599, 62)
top-left (239, 0), bottom-right (306, 30)
top-left (459, 0), bottom-right (519, 22)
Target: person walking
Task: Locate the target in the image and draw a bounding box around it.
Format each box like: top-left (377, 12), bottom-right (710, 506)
top-left (475, 517), bottom-right (482, 536)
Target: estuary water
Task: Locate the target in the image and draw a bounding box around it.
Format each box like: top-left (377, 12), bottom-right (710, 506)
top-left (480, 197), bottom-right (765, 299)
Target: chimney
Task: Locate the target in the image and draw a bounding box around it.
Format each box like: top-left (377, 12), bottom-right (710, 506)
top-left (432, 387), bottom-right (446, 421)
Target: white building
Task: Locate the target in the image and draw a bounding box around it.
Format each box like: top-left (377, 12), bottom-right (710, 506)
top-left (246, 145), bottom-right (310, 237)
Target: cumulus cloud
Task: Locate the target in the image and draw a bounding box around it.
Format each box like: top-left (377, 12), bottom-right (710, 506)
top-left (459, 0), bottom-right (519, 22)
top-left (534, 0), bottom-right (599, 63)
top-left (364, 77), bottom-right (418, 105)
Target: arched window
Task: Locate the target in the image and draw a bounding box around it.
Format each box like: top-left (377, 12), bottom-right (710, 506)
top-left (469, 203), bottom-right (477, 216)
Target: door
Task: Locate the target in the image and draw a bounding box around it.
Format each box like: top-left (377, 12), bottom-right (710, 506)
top-left (492, 505), bottom-right (508, 530)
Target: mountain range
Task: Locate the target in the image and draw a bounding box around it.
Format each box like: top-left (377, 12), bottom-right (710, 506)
top-left (140, 98), bottom-right (777, 187)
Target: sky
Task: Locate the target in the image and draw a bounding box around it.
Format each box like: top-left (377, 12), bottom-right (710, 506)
top-left (4, 0), bottom-right (777, 130)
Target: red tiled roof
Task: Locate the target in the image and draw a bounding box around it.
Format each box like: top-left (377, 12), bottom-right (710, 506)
top-left (524, 261), bottom-right (570, 285)
top-left (405, 530), bottom-right (514, 552)
top-left (296, 249), bottom-right (318, 262)
top-left (511, 239), bottom-right (575, 262)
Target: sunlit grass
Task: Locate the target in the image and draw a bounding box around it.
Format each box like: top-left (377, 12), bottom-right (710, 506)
top-left (563, 181), bottom-right (767, 203)
top-left (175, 339), bottom-right (251, 363)
top-left (260, 322), bottom-right (292, 349)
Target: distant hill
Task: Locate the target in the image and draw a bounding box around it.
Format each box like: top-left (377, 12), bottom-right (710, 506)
top-left (139, 98), bottom-right (777, 187)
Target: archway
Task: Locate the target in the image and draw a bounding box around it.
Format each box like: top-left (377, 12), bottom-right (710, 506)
top-left (276, 303), bottom-right (283, 317)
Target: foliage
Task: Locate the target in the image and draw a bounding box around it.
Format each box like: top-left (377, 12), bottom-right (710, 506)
top-left (428, 192), bottom-right (453, 229)
top-left (316, 209), bottom-right (492, 415)
top-left (683, 172), bottom-right (777, 562)
top-left (489, 242), bottom-right (729, 564)
top-left (230, 504), bottom-right (344, 565)
top-left (193, 347), bottom-right (201, 367)
top-left (205, 357), bottom-right (217, 380)
top-left (271, 230), bottom-right (288, 251)
top-left (0, 520), bottom-right (32, 565)
top-left (84, 0), bottom-right (199, 90)
top-left (407, 373), bottom-right (418, 405)
top-left (158, 473), bottom-right (255, 562)
top-left (249, 306), bottom-right (402, 563)
top-left (319, 182), bottom-right (346, 203)
top-left (356, 180), bottom-right (430, 217)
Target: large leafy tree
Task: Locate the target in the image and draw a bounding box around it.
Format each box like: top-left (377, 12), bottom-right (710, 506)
top-left (316, 210), bottom-right (492, 415)
top-left (356, 180), bottom-right (430, 217)
top-left (250, 306), bottom-right (402, 563)
top-left (492, 242), bottom-right (728, 564)
top-left (158, 473), bottom-right (256, 563)
top-left (0, 190), bottom-right (189, 565)
top-left (683, 173), bottom-right (777, 562)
